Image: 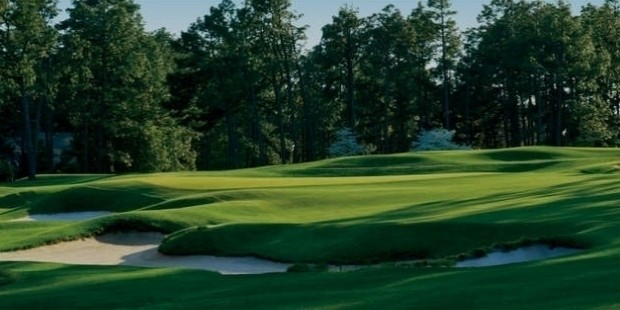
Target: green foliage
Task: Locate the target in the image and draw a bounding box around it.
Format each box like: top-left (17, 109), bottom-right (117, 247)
top-left (0, 0), bottom-right (58, 180)
top-left (3, 0), bottom-right (620, 175)
top-left (570, 96), bottom-right (615, 145)
top-left (113, 116), bottom-right (198, 172)
top-left (170, 0), bottom-right (306, 169)
top-left (0, 159), bottom-right (16, 182)
top-left (354, 5), bottom-right (430, 153)
top-left (0, 0), bottom-right (57, 88)
top-left (428, 0), bottom-right (460, 129)
top-left (57, 0), bottom-right (197, 173)
top-left (457, 0), bottom-right (619, 148)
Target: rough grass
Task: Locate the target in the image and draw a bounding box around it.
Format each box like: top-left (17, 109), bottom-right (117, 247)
top-left (2, 146), bottom-right (620, 309)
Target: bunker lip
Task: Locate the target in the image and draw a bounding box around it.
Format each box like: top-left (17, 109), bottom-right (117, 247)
top-left (9, 211), bottom-right (114, 222)
top-left (0, 232), bottom-right (291, 275)
top-left (455, 245), bottom-right (582, 268)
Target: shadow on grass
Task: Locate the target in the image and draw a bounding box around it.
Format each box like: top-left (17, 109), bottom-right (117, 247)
top-left (0, 183), bottom-right (195, 215)
top-left (2, 174), bottom-right (114, 188)
top-left (137, 190), bottom-right (269, 211)
top-left (323, 175), bottom-right (620, 230)
top-left (0, 268), bottom-right (16, 286)
top-left (281, 160), bottom-right (561, 177)
top-left (158, 221), bottom-right (580, 265)
top-left (480, 148), bottom-right (563, 161)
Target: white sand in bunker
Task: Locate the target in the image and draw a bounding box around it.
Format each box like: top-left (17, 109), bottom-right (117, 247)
top-left (455, 245), bottom-right (581, 268)
top-left (0, 232), bottom-right (291, 275)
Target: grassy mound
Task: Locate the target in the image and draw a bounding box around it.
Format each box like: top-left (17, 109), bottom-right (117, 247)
top-left (268, 146), bottom-right (620, 176)
top-left (2, 146), bottom-right (620, 309)
top-left (159, 222), bottom-right (582, 264)
top-left (26, 185), bottom-right (165, 214)
top-left (2, 146), bottom-right (619, 254)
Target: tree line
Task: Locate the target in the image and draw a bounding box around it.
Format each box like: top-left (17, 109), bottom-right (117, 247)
top-left (1, 0), bottom-right (619, 179)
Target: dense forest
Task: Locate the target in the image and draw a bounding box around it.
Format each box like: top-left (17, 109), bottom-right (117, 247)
top-left (1, 0), bottom-right (620, 180)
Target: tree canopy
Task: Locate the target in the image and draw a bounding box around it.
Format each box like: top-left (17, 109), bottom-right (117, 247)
top-left (1, 0), bottom-right (619, 179)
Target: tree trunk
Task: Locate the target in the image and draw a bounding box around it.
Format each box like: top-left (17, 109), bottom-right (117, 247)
top-left (440, 1), bottom-right (450, 130)
top-left (508, 88), bottom-right (521, 147)
top-left (345, 28), bottom-right (355, 129)
top-left (535, 74), bottom-right (545, 145)
top-left (20, 80), bottom-right (36, 180)
top-left (296, 59), bottom-right (316, 162)
top-left (272, 75), bottom-right (287, 164)
top-left (242, 65), bottom-right (265, 166)
top-left (225, 111), bottom-right (238, 169)
top-left (83, 111), bottom-right (89, 172)
top-left (43, 99), bottom-right (54, 172)
top-left (33, 94), bottom-right (43, 174)
top-left (282, 34), bottom-right (297, 164)
top-left (382, 62), bottom-right (391, 153)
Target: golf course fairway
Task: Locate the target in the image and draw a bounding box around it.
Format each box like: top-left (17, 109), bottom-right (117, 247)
top-left (1, 146), bottom-right (620, 309)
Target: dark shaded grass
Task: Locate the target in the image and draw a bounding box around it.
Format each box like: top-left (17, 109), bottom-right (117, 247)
top-left (280, 160), bottom-right (559, 177)
top-left (0, 191), bottom-right (38, 210)
top-left (0, 269), bottom-right (16, 286)
top-left (2, 257), bottom-right (620, 310)
top-left (138, 194), bottom-right (221, 211)
top-left (481, 149), bottom-right (563, 161)
top-left (2, 175), bottom-right (113, 187)
top-left (26, 185), bottom-right (164, 214)
top-left (0, 183), bottom-right (196, 219)
top-left (159, 222), bottom-right (582, 264)
top-left (137, 191), bottom-right (267, 211)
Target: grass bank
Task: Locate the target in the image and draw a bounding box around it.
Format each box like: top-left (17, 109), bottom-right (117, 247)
top-left (1, 146), bottom-right (620, 308)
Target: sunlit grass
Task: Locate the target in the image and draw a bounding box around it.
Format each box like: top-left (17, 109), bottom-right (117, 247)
top-left (2, 146), bottom-right (620, 308)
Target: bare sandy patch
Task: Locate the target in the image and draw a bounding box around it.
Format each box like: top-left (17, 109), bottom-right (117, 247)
top-left (9, 212), bottom-right (113, 222)
top-left (0, 232), bottom-right (291, 275)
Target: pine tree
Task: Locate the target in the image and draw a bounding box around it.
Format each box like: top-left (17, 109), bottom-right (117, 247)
top-left (58, 0), bottom-right (196, 172)
top-left (0, 0), bottom-right (58, 180)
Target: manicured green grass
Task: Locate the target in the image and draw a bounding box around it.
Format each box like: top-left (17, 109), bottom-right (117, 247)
top-left (1, 146), bottom-right (620, 309)
top-left (159, 221), bottom-right (580, 264)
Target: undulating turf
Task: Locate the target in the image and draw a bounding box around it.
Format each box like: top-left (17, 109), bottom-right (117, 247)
top-left (1, 146), bottom-right (620, 309)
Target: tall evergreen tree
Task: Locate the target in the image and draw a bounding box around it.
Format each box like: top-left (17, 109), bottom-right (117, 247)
top-left (58, 0), bottom-right (196, 172)
top-left (580, 0), bottom-right (620, 144)
top-left (409, 3), bottom-right (441, 129)
top-left (458, 0), bottom-right (599, 147)
top-left (249, 0), bottom-right (305, 164)
top-left (0, 0), bottom-right (58, 180)
top-left (171, 0), bottom-right (306, 169)
top-left (354, 6), bottom-right (419, 153)
top-left (428, 0), bottom-right (460, 130)
top-left (318, 6), bottom-right (363, 129)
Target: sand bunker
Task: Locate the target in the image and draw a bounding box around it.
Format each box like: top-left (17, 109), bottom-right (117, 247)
top-left (455, 245), bottom-right (581, 268)
top-left (10, 211), bottom-right (113, 222)
top-left (0, 232), bottom-right (291, 275)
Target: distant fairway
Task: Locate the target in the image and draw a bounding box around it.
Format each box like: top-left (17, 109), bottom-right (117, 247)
top-left (1, 147), bottom-right (620, 309)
